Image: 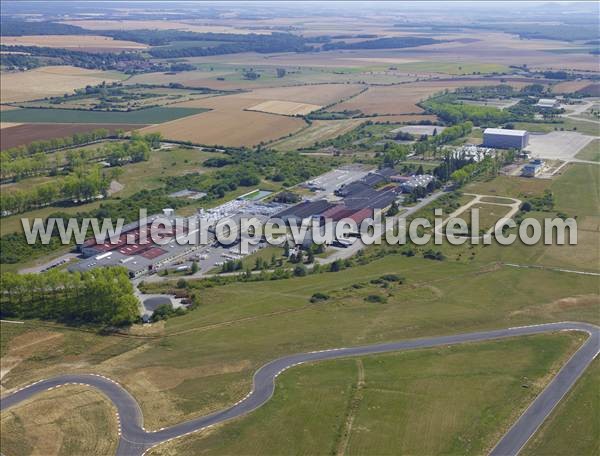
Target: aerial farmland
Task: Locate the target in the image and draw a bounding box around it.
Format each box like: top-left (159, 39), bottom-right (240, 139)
top-left (0, 2), bottom-right (599, 456)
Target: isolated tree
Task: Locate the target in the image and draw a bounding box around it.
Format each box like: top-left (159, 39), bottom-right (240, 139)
top-left (387, 201), bottom-right (400, 216)
top-left (294, 264), bottom-right (307, 277)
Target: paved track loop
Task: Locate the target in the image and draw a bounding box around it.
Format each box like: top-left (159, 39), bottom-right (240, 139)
top-left (2, 322), bottom-right (598, 456)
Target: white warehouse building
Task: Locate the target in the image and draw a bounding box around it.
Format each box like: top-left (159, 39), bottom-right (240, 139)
top-left (483, 128), bottom-right (529, 150)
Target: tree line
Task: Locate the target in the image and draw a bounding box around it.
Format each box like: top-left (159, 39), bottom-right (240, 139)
top-left (2, 128), bottom-right (114, 161)
top-left (1, 134), bottom-right (159, 214)
top-left (0, 44), bottom-right (143, 71)
top-left (166, 148), bottom-right (337, 199)
top-left (422, 84), bottom-right (560, 126)
top-left (1, 166), bottom-right (111, 215)
top-left (323, 36), bottom-right (441, 50)
top-left (1, 267), bottom-right (139, 326)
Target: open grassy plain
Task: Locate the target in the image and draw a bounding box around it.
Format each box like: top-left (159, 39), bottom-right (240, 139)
top-left (463, 163), bottom-right (600, 272)
top-left (270, 118), bottom-right (366, 151)
top-left (149, 333), bottom-right (582, 456)
top-left (513, 119), bottom-right (600, 137)
top-left (465, 175), bottom-right (552, 199)
top-left (0, 66), bottom-right (126, 103)
top-left (575, 138), bottom-right (600, 162)
top-left (390, 60), bottom-right (511, 75)
top-left (126, 70), bottom-right (234, 87)
top-left (456, 202), bottom-right (512, 234)
top-left (3, 255), bottom-right (598, 431)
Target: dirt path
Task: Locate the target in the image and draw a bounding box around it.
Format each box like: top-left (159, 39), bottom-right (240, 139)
top-left (336, 359), bottom-right (366, 456)
top-left (0, 332), bottom-right (64, 391)
top-left (435, 193), bottom-right (522, 239)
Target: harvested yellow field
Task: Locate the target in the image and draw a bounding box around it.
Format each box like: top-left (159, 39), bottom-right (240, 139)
top-left (139, 110), bottom-right (305, 147)
top-left (329, 79), bottom-right (529, 115)
top-left (139, 92), bottom-right (307, 146)
top-left (552, 80), bottom-right (596, 94)
top-left (1, 66), bottom-right (124, 103)
top-left (247, 100), bottom-right (322, 116)
top-left (270, 118), bottom-right (365, 150)
top-left (173, 93), bottom-right (264, 110)
top-left (0, 35), bottom-right (148, 50)
top-left (240, 84), bottom-right (365, 105)
top-left (59, 20), bottom-right (270, 34)
top-left (0, 385), bottom-right (118, 456)
top-left (0, 122), bottom-right (22, 130)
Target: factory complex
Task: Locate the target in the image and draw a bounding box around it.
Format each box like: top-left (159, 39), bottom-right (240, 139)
top-left (69, 165), bottom-right (437, 278)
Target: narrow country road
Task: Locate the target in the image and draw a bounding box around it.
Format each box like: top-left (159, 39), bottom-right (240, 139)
top-left (1, 322), bottom-right (598, 456)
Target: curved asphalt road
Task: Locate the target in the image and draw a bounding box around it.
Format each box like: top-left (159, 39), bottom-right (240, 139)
top-left (1, 322), bottom-right (598, 456)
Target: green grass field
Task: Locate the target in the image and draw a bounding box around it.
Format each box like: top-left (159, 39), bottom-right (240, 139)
top-left (3, 253), bottom-right (599, 433)
top-left (0, 106), bottom-right (209, 124)
top-left (513, 119), bottom-right (599, 137)
top-left (270, 118), bottom-right (366, 151)
top-left (393, 61), bottom-right (512, 75)
top-left (449, 163), bottom-right (599, 272)
top-left (479, 196), bottom-right (516, 204)
top-left (552, 162), bottom-right (600, 217)
top-left (466, 175), bottom-right (551, 199)
top-left (150, 333), bottom-right (580, 456)
top-left (575, 138), bottom-right (600, 162)
top-left (127, 254), bottom-right (600, 429)
top-left (456, 202), bottom-right (512, 233)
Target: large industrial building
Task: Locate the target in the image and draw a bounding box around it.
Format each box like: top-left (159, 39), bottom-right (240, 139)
top-left (277, 167), bottom-right (426, 229)
top-left (536, 98), bottom-right (560, 109)
top-left (483, 128), bottom-right (529, 150)
top-left (68, 165), bottom-right (437, 277)
top-left (70, 211), bottom-right (198, 278)
top-left (70, 200), bottom-right (287, 278)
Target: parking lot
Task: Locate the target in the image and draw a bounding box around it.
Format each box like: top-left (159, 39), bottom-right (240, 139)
top-left (392, 125), bottom-right (447, 136)
top-left (525, 131), bottom-right (596, 161)
top-left (302, 165), bottom-right (371, 200)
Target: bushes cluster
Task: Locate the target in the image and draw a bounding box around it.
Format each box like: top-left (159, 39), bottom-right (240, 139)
top-left (310, 292), bottom-right (330, 303)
